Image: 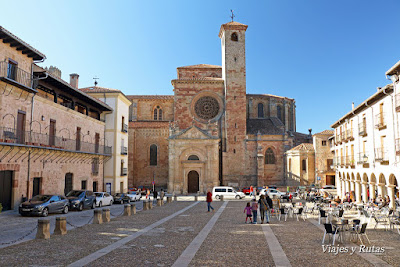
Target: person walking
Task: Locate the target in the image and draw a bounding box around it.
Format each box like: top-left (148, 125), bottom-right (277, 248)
top-left (250, 185), bottom-right (254, 197)
top-left (251, 198), bottom-right (258, 224)
top-left (244, 202), bottom-right (253, 224)
top-left (153, 189), bottom-right (158, 205)
top-left (146, 189), bottom-right (150, 200)
top-left (160, 189), bottom-right (165, 203)
top-left (258, 195), bottom-right (268, 224)
top-left (206, 190), bottom-right (214, 212)
top-left (265, 194), bottom-right (273, 223)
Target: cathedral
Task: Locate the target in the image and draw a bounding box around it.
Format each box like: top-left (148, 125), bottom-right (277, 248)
top-left (127, 21), bottom-right (310, 194)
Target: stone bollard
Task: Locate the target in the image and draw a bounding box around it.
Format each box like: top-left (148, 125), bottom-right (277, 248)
top-left (103, 208), bottom-right (110, 222)
top-left (174, 195), bottom-right (178, 202)
top-left (93, 209), bottom-right (103, 224)
top-left (54, 217), bottom-right (67, 235)
top-left (131, 203), bottom-right (136, 215)
top-left (195, 195), bottom-right (198, 201)
top-left (220, 195), bottom-right (224, 201)
top-left (36, 219), bottom-right (50, 240)
top-left (149, 201), bottom-right (153, 209)
top-left (124, 204), bottom-right (131, 216)
top-left (167, 196), bottom-right (172, 203)
top-left (143, 201), bottom-right (148, 210)
top-left (157, 199), bottom-right (162, 206)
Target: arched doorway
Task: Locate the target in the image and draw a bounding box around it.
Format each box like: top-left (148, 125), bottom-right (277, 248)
top-left (187, 170), bottom-right (199, 193)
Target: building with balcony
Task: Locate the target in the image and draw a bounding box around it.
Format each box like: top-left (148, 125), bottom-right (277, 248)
top-left (0, 26), bottom-right (112, 210)
top-left (80, 86), bottom-right (131, 194)
top-left (331, 61), bottom-right (400, 208)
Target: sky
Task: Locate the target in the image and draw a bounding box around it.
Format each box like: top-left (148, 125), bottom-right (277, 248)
top-left (2, 0), bottom-right (400, 134)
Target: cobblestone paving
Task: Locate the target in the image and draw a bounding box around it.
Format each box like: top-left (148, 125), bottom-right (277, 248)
top-left (191, 201), bottom-right (275, 266)
top-left (271, 217), bottom-right (374, 267)
top-left (364, 228), bottom-right (400, 266)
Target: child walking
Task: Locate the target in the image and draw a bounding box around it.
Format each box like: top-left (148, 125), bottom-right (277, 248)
top-left (244, 202), bottom-right (253, 223)
top-left (251, 198), bottom-right (258, 224)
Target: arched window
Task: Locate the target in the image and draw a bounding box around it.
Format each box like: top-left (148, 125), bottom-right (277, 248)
top-left (258, 103), bottom-right (264, 118)
top-left (277, 105), bottom-right (282, 121)
top-left (150, 144), bottom-right (157, 166)
top-left (188, 155), bottom-right (199, 160)
top-left (265, 148), bottom-right (275, 164)
top-left (153, 106), bottom-right (162, 121)
top-left (231, 32), bottom-right (238, 42)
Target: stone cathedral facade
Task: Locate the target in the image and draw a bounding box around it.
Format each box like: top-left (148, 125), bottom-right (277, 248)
top-left (127, 21), bottom-right (310, 194)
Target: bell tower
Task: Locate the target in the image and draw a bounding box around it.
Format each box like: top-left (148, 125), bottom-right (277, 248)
top-left (219, 21), bottom-right (248, 185)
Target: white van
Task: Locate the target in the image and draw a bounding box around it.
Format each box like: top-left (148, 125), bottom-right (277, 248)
top-left (212, 186), bottom-right (245, 199)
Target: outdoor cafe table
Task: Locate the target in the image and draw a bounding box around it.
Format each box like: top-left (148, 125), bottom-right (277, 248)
top-left (331, 220), bottom-right (349, 243)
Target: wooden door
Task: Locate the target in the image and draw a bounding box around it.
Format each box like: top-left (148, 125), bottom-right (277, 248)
top-left (0, 171), bottom-right (13, 210)
top-left (33, 177), bottom-right (41, 197)
top-left (16, 111), bottom-right (26, 144)
top-left (49, 120), bottom-right (56, 146)
top-left (76, 127), bottom-right (81, 151)
top-left (187, 171), bottom-right (199, 193)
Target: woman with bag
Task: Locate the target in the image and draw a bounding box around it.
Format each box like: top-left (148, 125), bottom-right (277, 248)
top-left (258, 195), bottom-right (268, 224)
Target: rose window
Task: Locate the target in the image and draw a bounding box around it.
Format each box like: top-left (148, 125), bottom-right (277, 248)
top-left (194, 96), bottom-right (220, 120)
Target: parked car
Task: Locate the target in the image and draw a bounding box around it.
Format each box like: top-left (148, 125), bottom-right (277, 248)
top-left (19, 194), bottom-right (69, 217)
top-left (322, 185), bottom-right (336, 190)
top-left (281, 192), bottom-right (292, 201)
top-left (66, 190), bottom-right (96, 211)
top-left (113, 193), bottom-right (131, 204)
top-left (242, 187), bottom-right (251, 195)
top-left (212, 186), bottom-right (245, 199)
top-left (126, 191), bottom-right (141, 202)
top-left (259, 188), bottom-right (285, 199)
top-left (95, 192), bottom-right (113, 207)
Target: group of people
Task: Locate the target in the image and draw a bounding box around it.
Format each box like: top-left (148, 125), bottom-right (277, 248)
top-left (244, 194), bottom-right (274, 224)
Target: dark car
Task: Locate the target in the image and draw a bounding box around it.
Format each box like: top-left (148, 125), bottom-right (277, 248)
top-left (66, 190), bottom-right (96, 211)
top-left (19, 194), bottom-right (69, 217)
top-left (113, 193), bottom-right (131, 204)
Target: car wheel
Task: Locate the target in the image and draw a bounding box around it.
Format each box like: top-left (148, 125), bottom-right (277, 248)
top-left (91, 201), bottom-right (95, 209)
top-left (62, 205), bottom-right (69, 214)
top-left (42, 208), bottom-right (49, 217)
top-left (215, 195), bottom-right (220, 200)
top-left (235, 195), bottom-right (240, 199)
top-left (98, 201), bottom-right (102, 207)
top-left (78, 203), bottom-right (83, 211)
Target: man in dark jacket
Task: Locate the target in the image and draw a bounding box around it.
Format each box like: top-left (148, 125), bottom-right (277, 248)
top-left (265, 194), bottom-right (273, 223)
top-left (153, 190), bottom-right (158, 205)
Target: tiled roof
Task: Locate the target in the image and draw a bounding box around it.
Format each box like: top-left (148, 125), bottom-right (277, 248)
top-left (177, 64), bottom-right (222, 69)
top-left (79, 86), bottom-right (121, 93)
top-left (247, 94), bottom-right (294, 101)
top-left (314, 130), bottom-right (334, 135)
top-left (246, 118), bottom-right (284, 135)
top-left (222, 21), bottom-right (248, 27)
top-left (288, 143), bottom-right (314, 151)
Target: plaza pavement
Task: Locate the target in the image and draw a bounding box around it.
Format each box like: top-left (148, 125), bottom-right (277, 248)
top-left (0, 199), bottom-right (399, 266)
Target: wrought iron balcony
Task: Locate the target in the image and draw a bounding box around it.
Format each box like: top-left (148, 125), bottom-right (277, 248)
top-left (346, 129), bottom-right (354, 141)
top-left (357, 152), bottom-right (369, 164)
top-left (358, 122), bottom-right (367, 137)
top-left (121, 146), bottom-right (128, 155)
top-left (0, 127), bottom-right (112, 155)
top-left (121, 167), bottom-right (128, 176)
top-left (375, 113), bottom-right (386, 130)
top-left (0, 61), bottom-right (34, 90)
top-left (336, 135), bottom-right (342, 144)
top-left (375, 148), bottom-right (388, 162)
top-left (122, 123), bottom-right (128, 133)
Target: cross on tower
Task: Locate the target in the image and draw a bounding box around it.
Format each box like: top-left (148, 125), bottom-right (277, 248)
top-left (230, 9), bottom-right (235, 22)
top-left (93, 77), bottom-right (99, 86)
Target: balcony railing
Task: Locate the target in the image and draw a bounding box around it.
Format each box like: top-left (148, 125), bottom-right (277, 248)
top-left (396, 94), bottom-right (400, 112)
top-left (359, 122), bottom-right (367, 136)
top-left (121, 168), bottom-right (127, 176)
top-left (340, 132), bottom-right (346, 143)
top-left (346, 129), bottom-right (354, 141)
top-left (121, 146), bottom-right (128, 155)
top-left (0, 61), bottom-right (34, 89)
top-left (344, 155), bottom-right (355, 167)
top-left (122, 123), bottom-right (128, 133)
top-left (357, 152), bottom-right (369, 164)
top-left (375, 113), bottom-right (386, 129)
top-left (0, 127), bottom-right (112, 155)
top-left (375, 148), bottom-right (388, 162)
top-left (336, 135), bottom-right (342, 144)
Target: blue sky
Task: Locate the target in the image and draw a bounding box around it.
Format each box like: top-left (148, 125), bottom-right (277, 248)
top-left (2, 0), bottom-right (400, 134)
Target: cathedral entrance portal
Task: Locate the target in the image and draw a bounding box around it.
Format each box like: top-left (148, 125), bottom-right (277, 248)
top-left (188, 170), bottom-right (199, 193)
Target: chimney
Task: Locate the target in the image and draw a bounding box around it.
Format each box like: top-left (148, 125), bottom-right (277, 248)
top-left (70, 73), bottom-right (79, 89)
top-left (352, 102), bottom-right (354, 110)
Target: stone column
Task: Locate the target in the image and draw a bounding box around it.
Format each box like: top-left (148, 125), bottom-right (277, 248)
top-left (377, 183), bottom-right (384, 196)
top-left (36, 219), bottom-right (50, 240)
top-left (131, 204), bottom-right (136, 214)
top-left (355, 181), bottom-right (362, 204)
top-left (337, 177), bottom-right (342, 198)
top-left (194, 195), bottom-right (198, 202)
top-left (174, 195), bottom-right (178, 202)
top-left (157, 199), bottom-right (162, 206)
top-left (369, 183), bottom-right (376, 200)
top-left (361, 183), bottom-right (368, 203)
top-left (387, 185), bottom-right (396, 210)
top-left (103, 209), bottom-right (110, 222)
top-left (345, 180), bottom-right (350, 194)
top-left (124, 204), bottom-right (131, 216)
top-left (93, 209), bottom-right (103, 224)
top-left (54, 217), bottom-right (67, 235)
top-left (149, 201), bottom-right (153, 209)
top-left (167, 196), bottom-right (172, 203)
top-left (220, 195), bottom-right (224, 201)
top-left (350, 181), bottom-right (355, 192)
top-left (143, 201), bottom-right (148, 210)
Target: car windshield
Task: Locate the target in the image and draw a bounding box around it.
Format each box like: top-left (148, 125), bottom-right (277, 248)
top-left (115, 193), bottom-right (123, 197)
top-left (95, 193), bottom-right (103, 197)
top-left (30, 195), bottom-right (51, 202)
top-left (66, 191), bottom-right (84, 197)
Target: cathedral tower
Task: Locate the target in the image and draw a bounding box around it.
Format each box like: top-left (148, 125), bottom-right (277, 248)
top-left (219, 21), bottom-right (248, 185)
